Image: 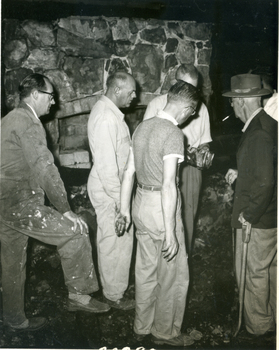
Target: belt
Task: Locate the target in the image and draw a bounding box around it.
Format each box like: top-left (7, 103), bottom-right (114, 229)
top-left (137, 183), bottom-right (162, 191)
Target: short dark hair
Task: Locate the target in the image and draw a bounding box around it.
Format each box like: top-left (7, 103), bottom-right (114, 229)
top-left (18, 73), bottom-right (50, 100)
top-left (106, 71), bottom-right (133, 89)
top-left (167, 80), bottom-right (199, 105)
top-left (176, 64), bottom-right (198, 81)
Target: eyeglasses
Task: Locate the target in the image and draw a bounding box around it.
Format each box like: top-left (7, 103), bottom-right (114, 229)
top-left (38, 90), bottom-right (55, 100)
top-left (186, 106), bottom-right (196, 116)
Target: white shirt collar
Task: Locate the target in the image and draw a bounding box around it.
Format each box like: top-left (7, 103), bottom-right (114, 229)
top-left (25, 103), bottom-right (39, 120)
top-left (157, 110), bottom-right (178, 125)
top-left (242, 107), bottom-right (263, 132)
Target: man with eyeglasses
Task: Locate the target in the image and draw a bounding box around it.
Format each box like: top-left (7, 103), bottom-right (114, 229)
top-left (0, 73), bottom-right (110, 333)
top-left (115, 81), bottom-right (199, 346)
top-left (144, 64), bottom-right (212, 256)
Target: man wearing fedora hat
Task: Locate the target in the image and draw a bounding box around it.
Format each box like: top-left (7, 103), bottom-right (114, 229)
top-left (224, 74), bottom-right (277, 336)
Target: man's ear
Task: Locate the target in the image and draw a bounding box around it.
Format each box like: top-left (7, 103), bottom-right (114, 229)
top-left (114, 86), bottom-right (120, 95)
top-left (31, 89), bottom-right (39, 101)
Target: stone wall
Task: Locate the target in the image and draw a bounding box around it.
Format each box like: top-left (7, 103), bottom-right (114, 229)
top-left (2, 16), bottom-right (212, 167)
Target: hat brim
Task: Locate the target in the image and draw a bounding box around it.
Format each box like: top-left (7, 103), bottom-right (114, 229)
top-left (222, 88), bottom-right (272, 97)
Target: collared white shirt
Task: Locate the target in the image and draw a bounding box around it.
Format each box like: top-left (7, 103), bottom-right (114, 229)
top-left (242, 107), bottom-right (263, 132)
top-left (156, 110), bottom-right (178, 125)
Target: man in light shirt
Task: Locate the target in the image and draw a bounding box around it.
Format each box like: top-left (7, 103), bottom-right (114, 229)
top-left (87, 71), bottom-right (136, 310)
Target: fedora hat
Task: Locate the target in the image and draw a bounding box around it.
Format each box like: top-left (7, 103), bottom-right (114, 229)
top-left (222, 74), bottom-right (271, 97)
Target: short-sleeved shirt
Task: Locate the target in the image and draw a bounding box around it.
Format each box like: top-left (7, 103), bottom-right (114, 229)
top-left (133, 111), bottom-right (184, 187)
top-left (143, 94), bottom-right (212, 148)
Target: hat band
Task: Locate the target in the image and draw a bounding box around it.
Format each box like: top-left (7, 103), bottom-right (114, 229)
top-left (233, 87), bottom-right (259, 93)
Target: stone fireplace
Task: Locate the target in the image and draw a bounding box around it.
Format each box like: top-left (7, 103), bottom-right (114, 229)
top-left (3, 16), bottom-right (212, 168)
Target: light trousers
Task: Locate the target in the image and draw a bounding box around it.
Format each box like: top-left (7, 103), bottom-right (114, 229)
top-left (235, 227), bottom-right (277, 335)
top-left (132, 187), bottom-right (189, 340)
top-left (88, 177), bottom-right (134, 301)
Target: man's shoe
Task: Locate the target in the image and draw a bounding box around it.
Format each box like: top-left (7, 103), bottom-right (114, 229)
top-left (103, 296), bottom-right (135, 310)
top-left (68, 297), bottom-right (110, 313)
top-left (134, 333), bottom-right (148, 342)
top-left (151, 333), bottom-right (195, 346)
top-left (8, 317), bottom-right (47, 332)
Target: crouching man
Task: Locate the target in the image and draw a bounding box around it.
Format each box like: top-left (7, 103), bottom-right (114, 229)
top-left (116, 81), bottom-right (200, 346)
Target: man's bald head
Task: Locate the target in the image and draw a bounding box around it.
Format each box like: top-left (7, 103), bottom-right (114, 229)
top-left (175, 64), bottom-right (199, 87)
top-left (106, 71), bottom-right (136, 109)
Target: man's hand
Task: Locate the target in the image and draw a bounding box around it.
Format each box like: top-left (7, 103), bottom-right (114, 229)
top-left (115, 205), bottom-right (130, 237)
top-left (63, 211), bottom-right (88, 235)
top-left (238, 212), bottom-right (251, 226)
top-left (225, 168), bottom-right (238, 185)
top-left (162, 232), bottom-right (179, 262)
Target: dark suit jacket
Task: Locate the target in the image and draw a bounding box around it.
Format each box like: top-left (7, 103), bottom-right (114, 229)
top-left (232, 109), bottom-right (277, 229)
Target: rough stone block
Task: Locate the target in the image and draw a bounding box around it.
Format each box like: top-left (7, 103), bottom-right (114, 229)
top-left (45, 69), bottom-right (76, 102)
top-left (111, 18), bottom-right (130, 41)
top-left (58, 17), bottom-right (111, 41)
top-left (2, 19), bottom-right (22, 42)
top-left (4, 68), bottom-right (33, 95)
top-left (114, 40), bottom-right (132, 57)
top-left (129, 19), bottom-right (139, 34)
top-left (165, 38), bottom-right (178, 53)
top-left (21, 20), bottom-right (56, 47)
top-left (3, 39), bottom-right (29, 69)
top-left (160, 68), bottom-right (177, 94)
top-left (128, 44), bottom-right (163, 93)
top-left (131, 18), bottom-right (148, 31)
top-left (167, 22), bottom-right (184, 39)
top-left (107, 58), bottom-right (129, 76)
top-left (140, 27), bottom-right (167, 44)
top-left (164, 54), bottom-right (178, 71)
top-left (22, 48), bottom-right (59, 70)
top-left (57, 28), bottom-right (112, 58)
top-left (182, 22), bottom-right (212, 41)
top-left (197, 65), bottom-right (211, 89)
top-left (176, 40), bottom-right (195, 64)
top-left (63, 56), bottom-right (104, 96)
top-left (198, 49), bottom-right (212, 65)
top-left (55, 96), bottom-right (101, 119)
